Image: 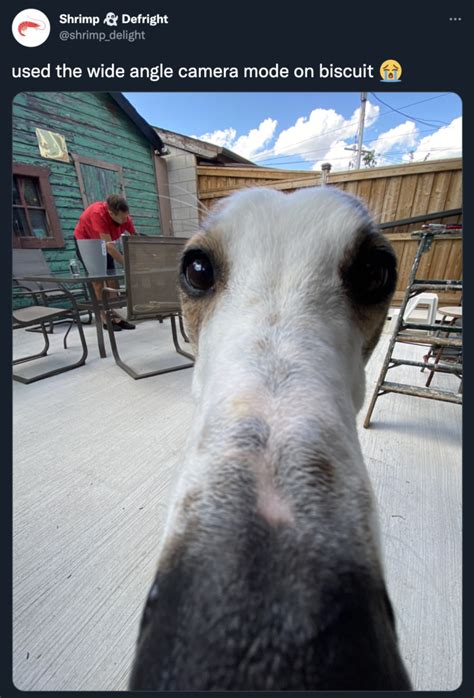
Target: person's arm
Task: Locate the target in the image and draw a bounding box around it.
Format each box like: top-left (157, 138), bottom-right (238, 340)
top-left (105, 241), bottom-right (124, 266)
top-left (99, 233), bottom-right (125, 265)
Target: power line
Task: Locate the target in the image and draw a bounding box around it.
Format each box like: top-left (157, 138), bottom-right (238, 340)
top-left (257, 127), bottom-right (438, 165)
top-left (253, 93), bottom-right (451, 164)
top-left (370, 93), bottom-right (450, 128)
top-left (257, 146), bottom-right (461, 170)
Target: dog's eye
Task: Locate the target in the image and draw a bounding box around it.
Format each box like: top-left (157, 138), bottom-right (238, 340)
top-left (344, 238), bottom-right (397, 305)
top-left (181, 249), bottom-right (215, 295)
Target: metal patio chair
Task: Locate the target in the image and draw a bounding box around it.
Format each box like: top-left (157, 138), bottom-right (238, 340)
top-left (102, 236), bottom-right (194, 380)
top-left (13, 287), bottom-right (88, 384)
top-left (12, 248), bottom-right (92, 327)
top-left (422, 307), bottom-right (463, 389)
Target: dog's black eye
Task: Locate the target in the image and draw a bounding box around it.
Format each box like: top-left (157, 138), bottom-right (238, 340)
top-left (344, 238), bottom-right (397, 305)
top-left (181, 249), bottom-right (215, 294)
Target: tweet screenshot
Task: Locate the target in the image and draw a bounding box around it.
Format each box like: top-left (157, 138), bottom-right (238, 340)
top-left (3, 2), bottom-right (471, 696)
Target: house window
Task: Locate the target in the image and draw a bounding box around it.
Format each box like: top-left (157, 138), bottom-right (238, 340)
top-left (12, 163), bottom-right (64, 249)
top-left (72, 153), bottom-right (125, 209)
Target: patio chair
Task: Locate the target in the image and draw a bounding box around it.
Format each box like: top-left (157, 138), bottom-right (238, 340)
top-left (102, 236), bottom-right (194, 380)
top-left (12, 248), bottom-right (92, 327)
top-left (422, 307), bottom-right (463, 389)
top-left (13, 287), bottom-right (88, 384)
top-left (388, 292), bottom-right (438, 334)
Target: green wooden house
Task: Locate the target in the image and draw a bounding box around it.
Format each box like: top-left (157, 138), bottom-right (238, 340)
top-left (12, 91), bottom-right (168, 275)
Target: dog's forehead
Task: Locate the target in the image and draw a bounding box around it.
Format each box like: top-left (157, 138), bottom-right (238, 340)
top-left (204, 187), bottom-right (372, 264)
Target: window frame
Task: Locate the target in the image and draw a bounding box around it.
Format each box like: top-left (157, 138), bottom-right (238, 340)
top-left (12, 163), bottom-right (64, 249)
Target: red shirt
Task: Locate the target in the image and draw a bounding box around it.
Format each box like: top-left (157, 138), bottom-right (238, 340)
top-left (74, 201), bottom-right (137, 241)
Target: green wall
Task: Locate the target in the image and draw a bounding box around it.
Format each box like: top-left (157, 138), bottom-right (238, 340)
top-left (12, 91), bottom-right (161, 275)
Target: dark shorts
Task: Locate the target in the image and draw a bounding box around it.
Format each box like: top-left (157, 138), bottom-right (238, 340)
top-left (74, 239), bottom-right (115, 271)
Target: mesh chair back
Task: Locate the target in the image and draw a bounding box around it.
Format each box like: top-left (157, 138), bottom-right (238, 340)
top-left (12, 249), bottom-right (58, 291)
top-left (123, 236), bottom-right (188, 321)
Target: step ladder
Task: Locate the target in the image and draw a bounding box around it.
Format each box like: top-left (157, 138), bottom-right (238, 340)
top-left (363, 224), bottom-right (462, 428)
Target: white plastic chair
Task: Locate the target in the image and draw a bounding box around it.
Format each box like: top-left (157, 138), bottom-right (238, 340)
top-left (389, 292), bottom-right (438, 334)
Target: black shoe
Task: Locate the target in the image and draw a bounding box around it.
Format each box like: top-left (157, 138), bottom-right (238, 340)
top-left (118, 319), bottom-right (136, 330)
top-left (103, 322), bottom-right (122, 332)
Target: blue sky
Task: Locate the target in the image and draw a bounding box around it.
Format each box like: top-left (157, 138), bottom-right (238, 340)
top-left (124, 92), bottom-right (462, 171)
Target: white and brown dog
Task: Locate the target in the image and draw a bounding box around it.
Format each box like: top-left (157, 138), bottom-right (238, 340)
top-left (129, 187), bottom-right (411, 690)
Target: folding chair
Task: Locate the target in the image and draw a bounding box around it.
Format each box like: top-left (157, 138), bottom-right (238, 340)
top-left (102, 236), bottom-right (194, 380)
top-left (13, 287), bottom-right (88, 384)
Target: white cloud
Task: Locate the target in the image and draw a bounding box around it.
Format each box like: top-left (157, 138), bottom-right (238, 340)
top-left (233, 118), bottom-right (278, 158)
top-left (197, 127), bottom-right (237, 149)
top-left (267, 101), bottom-right (380, 169)
top-left (402, 117), bottom-right (462, 162)
top-left (369, 120), bottom-right (418, 156)
top-left (312, 140), bottom-right (355, 172)
top-left (194, 108), bottom-right (461, 173)
top-left (195, 118), bottom-right (277, 159)
top-left (273, 108), bottom-right (347, 157)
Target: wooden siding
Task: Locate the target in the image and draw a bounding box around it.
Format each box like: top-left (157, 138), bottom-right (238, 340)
top-left (198, 160), bottom-right (462, 305)
top-left (198, 165), bottom-right (312, 199)
top-left (12, 92), bottom-right (161, 274)
top-left (388, 233), bottom-right (462, 305)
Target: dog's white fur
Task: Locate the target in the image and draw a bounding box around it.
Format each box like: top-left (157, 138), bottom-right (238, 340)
top-left (163, 187), bottom-right (380, 556)
top-left (130, 187), bottom-right (410, 691)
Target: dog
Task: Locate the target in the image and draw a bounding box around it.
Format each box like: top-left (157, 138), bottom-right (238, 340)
top-left (129, 186), bottom-right (412, 690)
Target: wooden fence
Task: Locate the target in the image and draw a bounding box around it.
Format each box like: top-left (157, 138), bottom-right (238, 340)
top-left (198, 159), bottom-right (462, 305)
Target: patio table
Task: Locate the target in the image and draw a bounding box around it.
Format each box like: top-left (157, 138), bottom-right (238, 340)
top-left (18, 270), bottom-right (125, 359)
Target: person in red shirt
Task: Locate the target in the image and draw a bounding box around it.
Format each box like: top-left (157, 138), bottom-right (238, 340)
top-left (74, 194), bottom-right (137, 330)
top-left (74, 195), bottom-right (136, 242)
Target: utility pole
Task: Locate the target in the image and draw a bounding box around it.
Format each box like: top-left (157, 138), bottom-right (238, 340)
top-left (344, 92), bottom-right (370, 169)
top-left (355, 91), bottom-right (368, 169)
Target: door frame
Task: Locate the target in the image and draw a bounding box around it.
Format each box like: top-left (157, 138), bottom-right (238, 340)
top-left (72, 153), bottom-right (126, 208)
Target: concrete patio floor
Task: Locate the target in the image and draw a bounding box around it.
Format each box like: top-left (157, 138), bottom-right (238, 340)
top-left (12, 316), bottom-right (462, 691)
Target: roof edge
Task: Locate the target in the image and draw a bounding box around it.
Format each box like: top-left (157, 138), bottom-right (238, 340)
top-left (108, 93), bottom-right (165, 153)
top-left (155, 126), bottom-right (254, 165)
